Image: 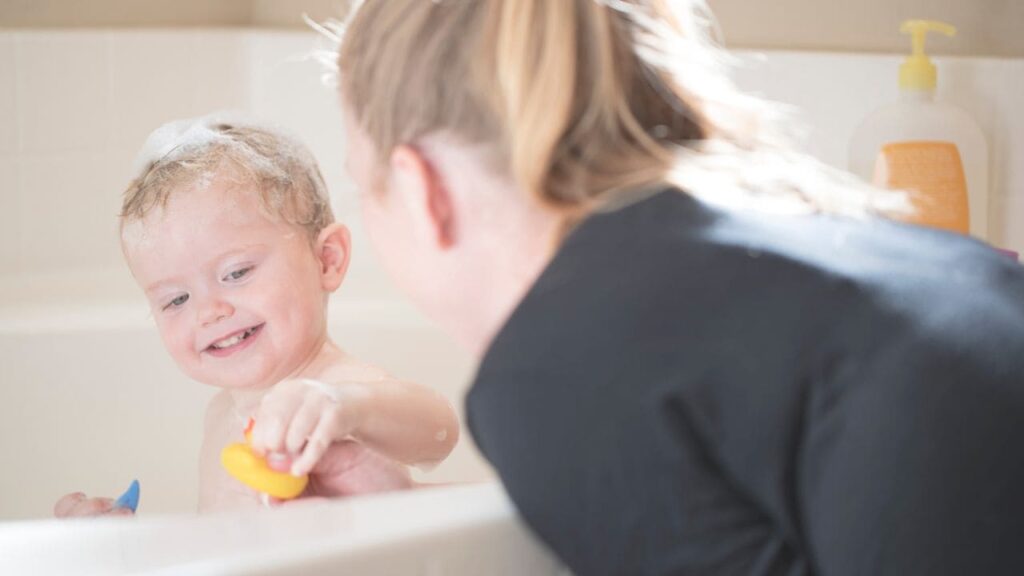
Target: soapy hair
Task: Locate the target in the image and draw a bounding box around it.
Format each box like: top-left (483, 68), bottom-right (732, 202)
top-left (120, 114), bottom-right (334, 241)
top-left (329, 0), bottom-right (904, 223)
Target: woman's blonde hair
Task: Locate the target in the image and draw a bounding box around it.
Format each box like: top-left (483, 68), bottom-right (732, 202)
top-left (331, 0), bottom-right (901, 223)
top-left (121, 115), bottom-right (334, 242)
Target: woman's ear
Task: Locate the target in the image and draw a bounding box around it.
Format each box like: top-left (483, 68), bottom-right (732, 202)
top-left (315, 223), bottom-right (352, 292)
top-left (389, 144), bottom-right (456, 249)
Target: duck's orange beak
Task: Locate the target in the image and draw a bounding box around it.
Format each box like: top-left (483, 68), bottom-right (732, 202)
top-left (244, 417), bottom-right (255, 444)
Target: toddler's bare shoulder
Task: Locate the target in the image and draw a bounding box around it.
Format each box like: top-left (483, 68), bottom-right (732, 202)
top-left (317, 354), bottom-right (394, 385)
top-left (203, 390), bottom-right (236, 431)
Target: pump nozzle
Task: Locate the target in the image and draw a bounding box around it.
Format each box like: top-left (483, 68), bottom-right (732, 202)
top-left (899, 20), bottom-right (956, 91)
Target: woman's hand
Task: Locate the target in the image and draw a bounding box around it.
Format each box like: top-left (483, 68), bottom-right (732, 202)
top-left (249, 379), bottom-right (367, 478)
top-left (307, 440), bottom-right (414, 496)
top-left (257, 440), bottom-right (415, 507)
top-left (53, 492), bottom-right (134, 518)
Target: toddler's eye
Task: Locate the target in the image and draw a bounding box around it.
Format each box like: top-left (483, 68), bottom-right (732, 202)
top-left (163, 294), bottom-right (189, 310)
top-left (223, 266), bottom-right (254, 282)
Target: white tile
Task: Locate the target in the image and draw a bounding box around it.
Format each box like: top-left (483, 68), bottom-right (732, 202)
top-left (992, 194), bottom-right (1024, 256)
top-left (191, 31), bottom-right (249, 113)
top-left (247, 31), bottom-right (348, 211)
top-left (15, 32), bottom-right (110, 153)
top-left (248, 31), bottom-right (345, 149)
top-left (18, 152), bottom-right (127, 275)
top-left (0, 158), bottom-right (21, 275)
top-left (734, 51), bottom-right (901, 170)
top-left (107, 30), bottom-right (208, 149)
top-left (0, 35), bottom-right (17, 154)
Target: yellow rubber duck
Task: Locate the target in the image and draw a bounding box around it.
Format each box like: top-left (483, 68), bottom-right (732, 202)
top-left (221, 418), bottom-right (309, 500)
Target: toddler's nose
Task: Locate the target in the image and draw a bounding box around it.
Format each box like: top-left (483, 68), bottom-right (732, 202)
top-left (198, 299), bottom-right (235, 326)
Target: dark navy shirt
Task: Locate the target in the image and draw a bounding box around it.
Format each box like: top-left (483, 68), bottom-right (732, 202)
top-left (467, 188), bottom-right (1024, 576)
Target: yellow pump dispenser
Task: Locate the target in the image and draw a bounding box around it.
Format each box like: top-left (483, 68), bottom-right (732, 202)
top-left (899, 20), bottom-right (956, 91)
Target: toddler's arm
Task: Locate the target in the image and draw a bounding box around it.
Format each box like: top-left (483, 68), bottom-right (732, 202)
top-left (54, 493), bottom-right (134, 518)
top-left (250, 377), bottom-right (459, 478)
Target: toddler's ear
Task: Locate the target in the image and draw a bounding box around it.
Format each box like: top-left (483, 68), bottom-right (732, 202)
top-left (316, 223), bottom-right (351, 292)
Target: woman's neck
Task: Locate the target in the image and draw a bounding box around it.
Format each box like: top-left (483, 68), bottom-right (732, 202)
top-left (459, 202), bottom-right (564, 360)
top-left (420, 133), bottom-right (566, 360)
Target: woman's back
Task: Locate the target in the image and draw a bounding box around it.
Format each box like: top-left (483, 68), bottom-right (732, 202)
top-left (468, 188), bottom-right (1024, 576)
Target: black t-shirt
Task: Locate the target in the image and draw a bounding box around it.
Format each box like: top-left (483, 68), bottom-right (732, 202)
top-left (466, 188), bottom-right (1024, 576)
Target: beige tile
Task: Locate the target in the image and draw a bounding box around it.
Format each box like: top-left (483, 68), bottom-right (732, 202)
top-left (991, 193), bottom-right (1024, 256)
top-left (247, 31), bottom-right (347, 206)
top-left (16, 32), bottom-right (110, 153)
top-left (0, 158), bottom-right (21, 275)
top-left (0, 35), bottom-right (17, 154)
top-left (191, 31), bottom-right (249, 113)
top-left (248, 31), bottom-right (344, 146)
top-left (18, 152), bottom-right (127, 274)
top-left (108, 30), bottom-right (206, 149)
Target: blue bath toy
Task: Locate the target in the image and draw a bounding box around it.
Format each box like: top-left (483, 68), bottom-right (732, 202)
top-left (113, 479), bottom-right (140, 512)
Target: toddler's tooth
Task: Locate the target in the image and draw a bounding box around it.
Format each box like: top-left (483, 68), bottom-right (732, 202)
top-left (214, 334), bottom-right (240, 349)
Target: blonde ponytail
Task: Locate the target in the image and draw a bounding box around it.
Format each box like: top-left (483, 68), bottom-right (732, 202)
top-left (491, 0), bottom-right (578, 208)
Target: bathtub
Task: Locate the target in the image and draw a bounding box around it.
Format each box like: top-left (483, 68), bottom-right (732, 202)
top-left (0, 283), bottom-right (559, 571)
top-left (0, 482), bottom-right (569, 575)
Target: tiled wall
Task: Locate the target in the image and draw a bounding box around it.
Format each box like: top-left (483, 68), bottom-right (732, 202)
top-left (1, 31), bottom-right (1021, 305)
top-left (0, 29), bottom-right (403, 306)
top-left (0, 30), bottom-right (251, 303)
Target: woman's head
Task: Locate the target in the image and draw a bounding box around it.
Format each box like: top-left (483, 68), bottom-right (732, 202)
top-left (337, 0), bottom-right (719, 216)
top-left (332, 0), bottom-right (900, 350)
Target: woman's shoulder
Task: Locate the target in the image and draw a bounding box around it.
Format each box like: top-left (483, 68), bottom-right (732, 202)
top-left (484, 186), bottom-right (1024, 382)
top-left (566, 187), bottom-right (1019, 303)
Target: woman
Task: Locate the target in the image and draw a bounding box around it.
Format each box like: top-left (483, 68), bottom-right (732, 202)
top-left (331, 1), bottom-right (1024, 574)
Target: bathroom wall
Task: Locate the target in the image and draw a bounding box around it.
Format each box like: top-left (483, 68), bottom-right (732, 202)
top-left (1, 29), bottom-right (1020, 289)
top-left (0, 28), bottom-right (401, 300)
top-left (0, 0), bottom-right (253, 28)
top-left (5, 0), bottom-right (1023, 58)
top-left (709, 0), bottom-right (1024, 57)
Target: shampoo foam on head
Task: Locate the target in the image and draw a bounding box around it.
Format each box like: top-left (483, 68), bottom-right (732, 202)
top-left (849, 20), bottom-right (989, 239)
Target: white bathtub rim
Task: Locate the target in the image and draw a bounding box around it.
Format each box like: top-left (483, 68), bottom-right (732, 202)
top-left (0, 481), bottom-right (561, 575)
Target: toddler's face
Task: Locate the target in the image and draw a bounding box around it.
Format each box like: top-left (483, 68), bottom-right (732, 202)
top-left (123, 174), bottom-right (329, 391)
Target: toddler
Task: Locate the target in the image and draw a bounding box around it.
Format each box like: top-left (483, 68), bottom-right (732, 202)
top-left (54, 115), bottom-right (459, 516)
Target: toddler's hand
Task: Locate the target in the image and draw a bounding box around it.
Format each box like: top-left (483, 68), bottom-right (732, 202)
top-left (250, 379), bottom-right (366, 478)
top-left (53, 492), bottom-right (134, 518)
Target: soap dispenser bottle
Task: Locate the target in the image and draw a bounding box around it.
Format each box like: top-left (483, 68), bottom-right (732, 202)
top-left (849, 20), bottom-right (989, 239)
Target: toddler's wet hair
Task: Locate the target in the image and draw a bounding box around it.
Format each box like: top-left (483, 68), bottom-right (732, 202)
top-left (121, 113), bottom-right (334, 241)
